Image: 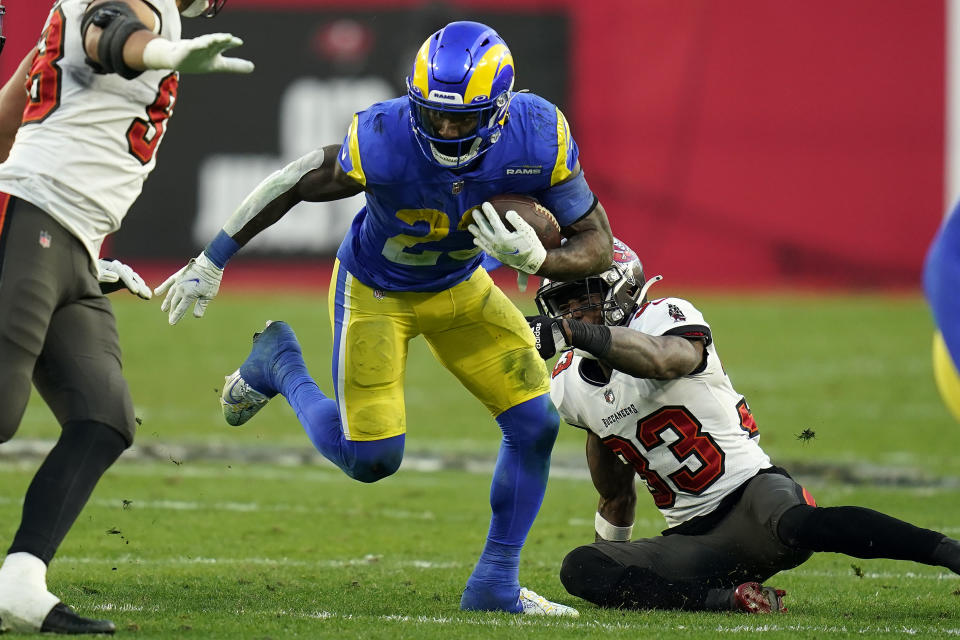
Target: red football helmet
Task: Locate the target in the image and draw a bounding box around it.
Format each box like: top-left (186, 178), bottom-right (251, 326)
top-left (536, 238), bottom-right (659, 326)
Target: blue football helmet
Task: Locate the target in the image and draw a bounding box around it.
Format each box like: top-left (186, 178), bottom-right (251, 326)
top-left (407, 21), bottom-right (515, 168)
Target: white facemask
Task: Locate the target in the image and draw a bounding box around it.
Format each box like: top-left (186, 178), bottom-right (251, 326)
top-left (180, 0), bottom-right (211, 17)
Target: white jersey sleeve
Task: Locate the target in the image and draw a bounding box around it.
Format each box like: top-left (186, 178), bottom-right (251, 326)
top-left (551, 297), bottom-right (771, 529)
top-left (0, 0), bottom-right (182, 266)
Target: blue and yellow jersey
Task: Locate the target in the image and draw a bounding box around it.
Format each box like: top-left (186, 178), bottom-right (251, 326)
top-left (335, 92), bottom-right (596, 291)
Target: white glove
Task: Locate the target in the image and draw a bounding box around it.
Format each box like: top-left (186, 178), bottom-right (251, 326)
top-left (97, 258), bottom-right (152, 299)
top-left (468, 201), bottom-right (547, 275)
top-left (142, 33), bottom-right (254, 74)
top-left (154, 252), bottom-right (223, 325)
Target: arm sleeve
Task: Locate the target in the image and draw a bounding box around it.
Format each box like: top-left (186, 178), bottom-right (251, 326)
top-left (203, 148), bottom-right (325, 267)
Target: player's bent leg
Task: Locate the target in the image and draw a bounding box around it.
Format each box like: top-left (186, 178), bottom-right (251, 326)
top-left (332, 436), bottom-right (404, 483)
top-left (560, 544), bottom-right (630, 607)
top-left (225, 320), bottom-right (406, 482)
top-left (461, 395), bottom-right (559, 613)
top-left (560, 543), bottom-right (721, 610)
top-left (289, 382), bottom-right (405, 482)
top-left (301, 263), bottom-right (413, 482)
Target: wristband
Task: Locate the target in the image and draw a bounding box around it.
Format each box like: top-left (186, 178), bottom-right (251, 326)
top-left (595, 512), bottom-right (632, 542)
top-left (567, 320), bottom-right (612, 358)
top-left (204, 230), bottom-right (241, 269)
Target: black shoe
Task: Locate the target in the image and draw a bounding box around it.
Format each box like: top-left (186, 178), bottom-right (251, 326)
top-left (40, 603), bottom-right (115, 635)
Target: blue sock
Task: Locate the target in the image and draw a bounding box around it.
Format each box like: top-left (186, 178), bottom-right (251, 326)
top-left (460, 540), bottom-right (523, 612)
top-left (461, 394), bottom-right (559, 611)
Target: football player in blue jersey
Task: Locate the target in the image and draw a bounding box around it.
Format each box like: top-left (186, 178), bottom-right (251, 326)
top-left (924, 200), bottom-right (960, 422)
top-left (156, 20), bottom-right (613, 616)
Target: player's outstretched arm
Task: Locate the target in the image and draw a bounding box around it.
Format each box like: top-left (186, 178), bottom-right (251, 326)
top-left (586, 431), bottom-right (637, 542)
top-left (141, 32), bottom-right (253, 74)
top-left (155, 145), bottom-right (362, 325)
top-left (536, 315), bottom-right (706, 380)
top-left (82, 0), bottom-right (253, 77)
top-left (599, 330), bottom-right (706, 380)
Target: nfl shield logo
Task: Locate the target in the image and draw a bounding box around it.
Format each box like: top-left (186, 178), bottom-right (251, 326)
top-left (373, 289), bottom-right (384, 300)
top-left (38, 231), bottom-right (52, 248)
top-left (603, 388), bottom-right (615, 404)
top-left (451, 180), bottom-right (464, 195)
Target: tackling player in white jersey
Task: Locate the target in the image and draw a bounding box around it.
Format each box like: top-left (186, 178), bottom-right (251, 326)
top-left (527, 239), bottom-right (960, 613)
top-left (0, 0), bottom-right (251, 633)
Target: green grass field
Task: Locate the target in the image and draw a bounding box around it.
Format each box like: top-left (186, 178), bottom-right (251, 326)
top-left (3, 290), bottom-right (959, 638)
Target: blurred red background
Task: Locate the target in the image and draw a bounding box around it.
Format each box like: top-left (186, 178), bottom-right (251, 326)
top-left (2, 0), bottom-right (946, 290)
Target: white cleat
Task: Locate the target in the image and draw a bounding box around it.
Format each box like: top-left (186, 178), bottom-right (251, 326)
top-left (220, 369), bottom-right (271, 426)
top-left (518, 588), bottom-right (579, 617)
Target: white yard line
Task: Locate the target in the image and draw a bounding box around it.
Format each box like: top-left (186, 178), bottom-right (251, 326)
top-left (2, 440), bottom-right (960, 488)
top-left (49, 554), bottom-right (958, 581)
top-left (0, 495), bottom-right (436, 520)
top-left (55, 554), bottom-right (464, 569)
top-left (265, 610), bottom-right (960, 635)
top-left (67, 603), bottom-right (960, 635)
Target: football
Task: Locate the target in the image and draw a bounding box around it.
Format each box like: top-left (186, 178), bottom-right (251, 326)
top-left (483, 194), bottom-right (563, 250)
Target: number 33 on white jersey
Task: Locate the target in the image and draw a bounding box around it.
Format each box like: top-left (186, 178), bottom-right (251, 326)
top-left (550, 297), bottom-right (772, 528)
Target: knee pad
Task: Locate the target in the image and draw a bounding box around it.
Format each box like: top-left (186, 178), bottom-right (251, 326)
top-left (344, 436), bottom-right (404, 483)
top-left (497, 394), bottom-right (559, 452)
top-left (560, 545), bottom-right (618, 595)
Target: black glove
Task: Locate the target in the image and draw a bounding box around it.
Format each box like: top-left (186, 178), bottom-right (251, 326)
top-left (526, 315), bottom-right (569, 360)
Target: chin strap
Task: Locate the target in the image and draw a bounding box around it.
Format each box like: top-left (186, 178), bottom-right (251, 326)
top-left (637, 274), bottom-right (663, 303)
